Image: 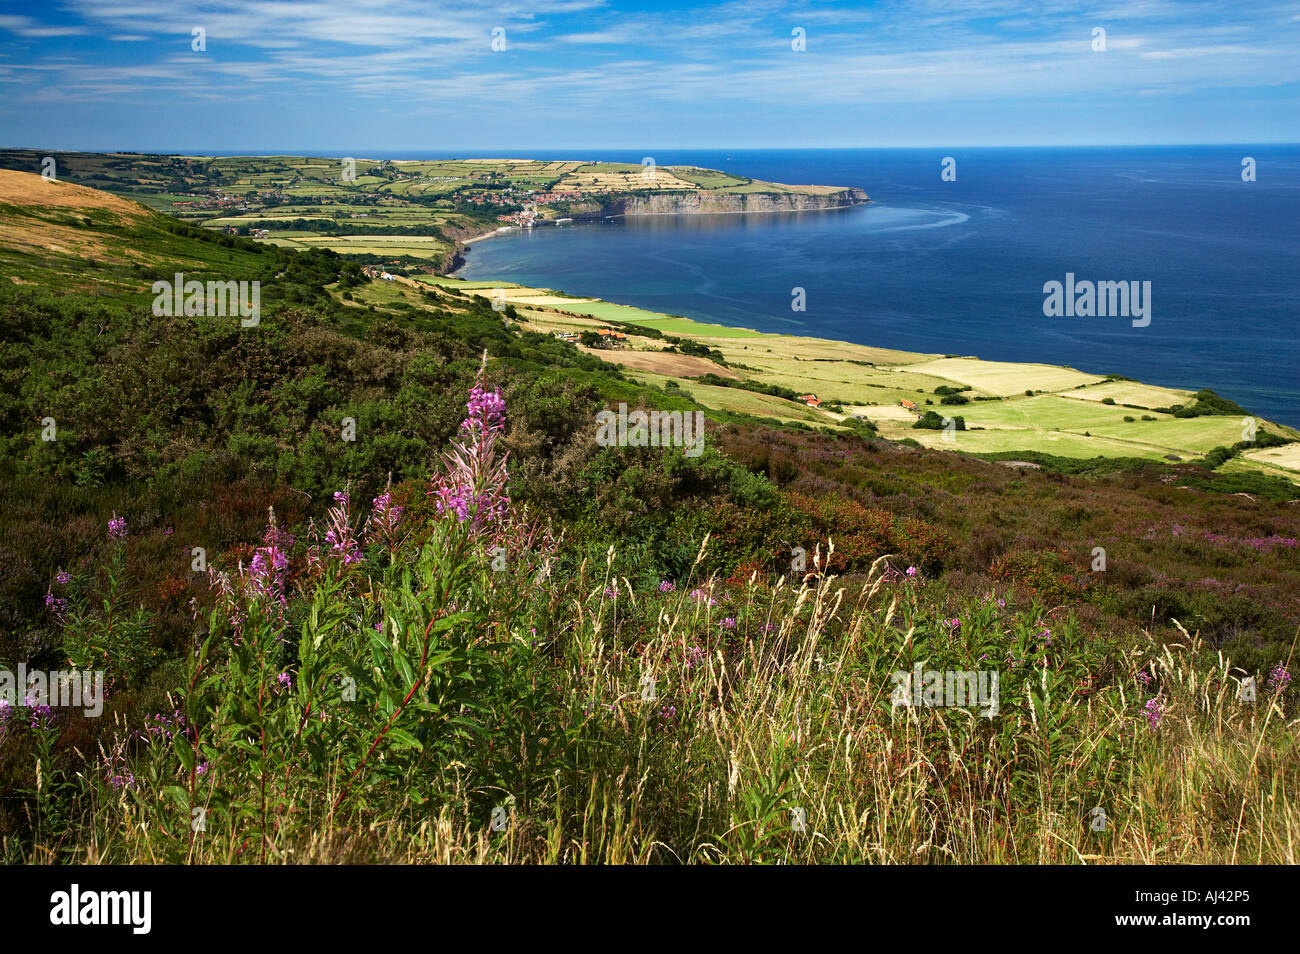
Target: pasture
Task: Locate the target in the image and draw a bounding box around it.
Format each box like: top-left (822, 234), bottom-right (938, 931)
top-left (895, 357), bottom-right (1105, 395)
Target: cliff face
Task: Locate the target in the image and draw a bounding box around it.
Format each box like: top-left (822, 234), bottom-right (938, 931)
top-left (449, 187), bottom-right (870, 270)
top-left (591, 188), bottom-right (869, 217)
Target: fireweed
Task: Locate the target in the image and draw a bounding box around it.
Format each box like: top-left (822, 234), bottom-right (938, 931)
top-left (44, 511), bottom-right (157, 688)
top-left (429, 373), bottom-right (510, 529)
top-left (89, 358), bottom-right (562, 862)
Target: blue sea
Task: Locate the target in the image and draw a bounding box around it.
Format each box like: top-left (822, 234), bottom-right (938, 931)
top-left (445, 147), bottom-right (1300, 427)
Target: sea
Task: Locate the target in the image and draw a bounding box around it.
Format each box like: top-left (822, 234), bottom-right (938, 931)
top-left (439, 146), bottom-right (1300, 427)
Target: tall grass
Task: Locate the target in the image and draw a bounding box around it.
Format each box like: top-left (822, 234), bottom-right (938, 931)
top-left (4, 372), bottom-right (1296, 865)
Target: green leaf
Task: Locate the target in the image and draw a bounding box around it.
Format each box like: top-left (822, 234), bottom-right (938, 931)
top-left (164, 785), bottom-right (190, 812)
top-left (385, 727), bottom-right (423, 752)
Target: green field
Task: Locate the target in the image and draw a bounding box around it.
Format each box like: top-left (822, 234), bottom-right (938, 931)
top-left (479, 279), bottom-right (1300, 478)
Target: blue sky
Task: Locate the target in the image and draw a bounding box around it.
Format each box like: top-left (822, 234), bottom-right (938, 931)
top-left (1, 0), bottom-right (1297, 151)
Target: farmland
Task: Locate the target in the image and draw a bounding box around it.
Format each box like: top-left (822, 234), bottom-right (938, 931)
top-left (429, 277), bottom-right (1300, 476)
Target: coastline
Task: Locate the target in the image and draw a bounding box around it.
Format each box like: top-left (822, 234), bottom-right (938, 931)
top-left (449, 196), bottom-right (867, 272)
top-left (424, 260), bottom-right (1300, 477)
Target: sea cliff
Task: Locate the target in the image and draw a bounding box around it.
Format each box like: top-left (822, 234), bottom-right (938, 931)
top-left (571, 187), bottom-right (869, 217)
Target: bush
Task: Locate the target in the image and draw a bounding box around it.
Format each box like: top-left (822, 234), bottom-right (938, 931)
top-left (914, 411), bottom-right (964, 431)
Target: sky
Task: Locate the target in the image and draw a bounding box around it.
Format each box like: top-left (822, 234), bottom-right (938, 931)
top-left (1, 0), bottom-right (1297, 152)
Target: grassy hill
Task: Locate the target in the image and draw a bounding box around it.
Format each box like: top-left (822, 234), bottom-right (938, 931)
top-left (1, 168), bottom-right (1298, 864)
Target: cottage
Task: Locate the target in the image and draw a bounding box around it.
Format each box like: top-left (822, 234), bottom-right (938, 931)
top-left (900, 399), bottom-right (919, 412)
top-left (797, 394), bottom-right (822, 408)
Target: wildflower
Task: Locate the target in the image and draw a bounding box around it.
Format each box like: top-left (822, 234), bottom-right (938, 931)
top-left (464, 385), bottom-right (506, 433)
top-left (689, 588), bottom-right (717, 607)
top-left (429, 360), bottom-right (510, 530)
top-left (721, 617), bottom-right (737, 630)
top-left (658, 580), bottom-right (676, 593)
top-left (142, 710), bottom-right (187, 743)
top-left (25, 695), bottom-right (55, 730)
top-left (44, 589), bottom-right (69, 623)
top-left (55, 570), bottom-right (70, 585)
top-left (323, 492), bottom-right (362, 566)
top-left (996, 599), bottom-right (1006, 608)
top-left (603, 585), bottom-right (618, 600)
top-left (1143, 697), bottom-right (1165, 729)
top-left (246, 544), bottom-right (289, 603)
top-left (1136, 668), bottom-right (1153, 686)
top-left (366, 490), bottom-right (404, 540)
top-left (906, 566), bottom-right (917, 578)
top-left (276, 671), bottom-right (293, 691)
top-left (945, 617), bottom-right (961, 633)
top-left (107, 513), bottom-right (127, 541)
top-left (1267, 665), bottom-right (1291, 693)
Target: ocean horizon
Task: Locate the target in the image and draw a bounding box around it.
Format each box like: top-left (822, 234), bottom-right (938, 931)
top-left (446, 146), bottom-right (1300, 428)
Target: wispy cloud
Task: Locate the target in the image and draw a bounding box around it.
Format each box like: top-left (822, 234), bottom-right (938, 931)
top-left (1, 0), bottom-right (1296, 148)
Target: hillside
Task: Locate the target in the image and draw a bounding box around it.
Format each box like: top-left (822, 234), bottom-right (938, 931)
top-left (1, 169), bottom-right (1298, 865)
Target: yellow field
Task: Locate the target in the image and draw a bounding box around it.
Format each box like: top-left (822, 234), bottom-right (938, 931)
top-left (556, 169), bottom-right (701, 192)
top-left (492, 293), bottom-right (598, 307)
top-left (844, 404), bottom-right (917, 422)
top-left (578, 346), bottom-right (737, 379)
top-left (1059, 379), bottom-right (1194, 408)
top-left (1241, 442), bottom-right (1300, 473)
top-left (893, 357), bottom-right (1104, 395)
top-left (630, 372), bottom-right (830, 425)
top-left (904, 427), bottom-right (1181, 460)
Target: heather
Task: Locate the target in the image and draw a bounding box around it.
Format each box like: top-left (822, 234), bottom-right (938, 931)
top-left (2, 369), bottom-right (1298, 863)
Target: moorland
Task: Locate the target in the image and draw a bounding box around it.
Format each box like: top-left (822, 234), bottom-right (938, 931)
top-left (0, 160), bottom-right (1297, 864)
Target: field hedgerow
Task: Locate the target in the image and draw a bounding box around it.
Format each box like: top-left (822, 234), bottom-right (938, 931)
top-left (4, 366), bottom-right (1297, 864)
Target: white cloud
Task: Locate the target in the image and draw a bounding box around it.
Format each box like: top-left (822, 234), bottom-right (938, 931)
top-left (0, 15), bottom-right (87, 37)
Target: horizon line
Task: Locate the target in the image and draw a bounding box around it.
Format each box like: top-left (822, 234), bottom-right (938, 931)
top-left (5, 142), bottom-right (1300, 156)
